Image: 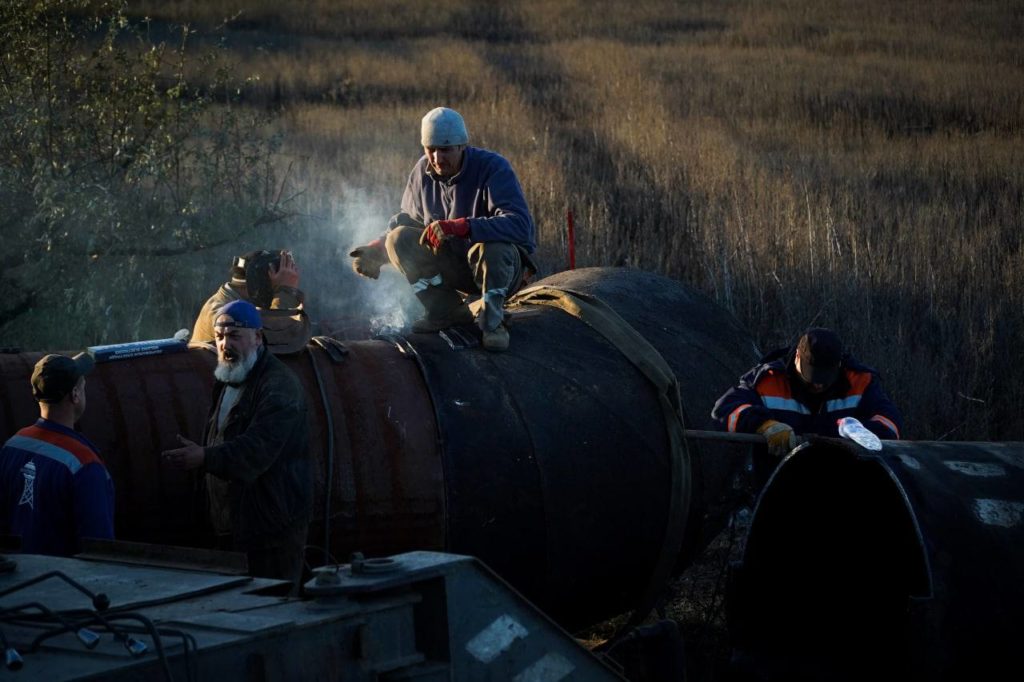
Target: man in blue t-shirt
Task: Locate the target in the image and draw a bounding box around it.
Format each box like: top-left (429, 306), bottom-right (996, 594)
top-left (0, 352), bottom-right (114, 556)
top-left (349, 107), bottom-right (537, 352)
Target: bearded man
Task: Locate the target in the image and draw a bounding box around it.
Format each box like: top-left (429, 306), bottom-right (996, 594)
top-left (162, 300), bottom-right (312, 592)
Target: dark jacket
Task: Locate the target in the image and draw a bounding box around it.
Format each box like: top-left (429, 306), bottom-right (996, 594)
top-left (400, 146), bottom-right (536, 253)
top-left (0, 419), bottom-right (114, 556)
top-left (203, 348), bottom-right (312, 549)
top-left (711, 346), bottom-right (903, 439)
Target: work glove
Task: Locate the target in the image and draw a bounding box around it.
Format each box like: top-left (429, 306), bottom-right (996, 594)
top-left (420, 218), bottom-right (470, 253)
top-left (349, 240), bottom-right (388, 279)
top-left (756, 419), bottom-right (797, 458)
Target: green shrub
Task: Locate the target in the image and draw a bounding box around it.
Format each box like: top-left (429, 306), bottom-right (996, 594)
top-left (0, 0), bottom-right (285, 345)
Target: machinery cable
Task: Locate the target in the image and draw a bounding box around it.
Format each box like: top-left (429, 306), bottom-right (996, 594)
top-left (0, 573), bottom-right (199, 682)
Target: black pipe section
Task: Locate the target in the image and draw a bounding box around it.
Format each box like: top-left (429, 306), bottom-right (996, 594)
top-left (729, 438), bottom-right (1024, 681)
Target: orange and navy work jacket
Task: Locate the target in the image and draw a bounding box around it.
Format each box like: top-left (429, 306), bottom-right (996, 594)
top-left (0, 419), bottom-right (114, 556)
top-left (711, 349), bottom-right (902, 440)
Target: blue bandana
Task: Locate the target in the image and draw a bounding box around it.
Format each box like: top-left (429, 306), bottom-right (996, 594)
top-left (215, 300), bottom-right (262, 330)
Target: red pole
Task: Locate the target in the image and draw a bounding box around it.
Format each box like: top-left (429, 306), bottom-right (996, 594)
top-left (566, 209), bottom-right (576, 270)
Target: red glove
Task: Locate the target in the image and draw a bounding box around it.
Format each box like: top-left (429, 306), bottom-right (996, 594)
top-left (420, 218), bottom-right (470, 252)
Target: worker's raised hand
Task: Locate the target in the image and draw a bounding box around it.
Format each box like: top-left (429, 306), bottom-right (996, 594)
top-left (161, 434), bottom-right (206, 470)
top-left (756, 420), bottom-right (797, 458)
top-left (349, 240), bottom-right (388, 279)
top-left (419, 218), bottom-right (470, 254)
top-left (269, 250), bottom-right (300, 290)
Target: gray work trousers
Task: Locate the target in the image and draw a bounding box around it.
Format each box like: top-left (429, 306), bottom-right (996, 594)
top-left (385, 226), bottom-right (526, 332)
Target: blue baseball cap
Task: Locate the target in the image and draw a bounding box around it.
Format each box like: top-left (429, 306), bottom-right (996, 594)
top-left (215, 300), bottom-right (263, 330)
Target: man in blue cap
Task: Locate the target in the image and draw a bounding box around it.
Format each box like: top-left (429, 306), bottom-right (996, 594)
top-left (712, 327), bottom-right (902, 458)
top-left (163, 300), bottom-right (312, 592)
top-left (349, 106), bottom-right (537, 352)
top-left (0, 351), bottom-right (114, 556)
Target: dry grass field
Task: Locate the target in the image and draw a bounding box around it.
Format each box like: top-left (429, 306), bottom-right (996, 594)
top-left (2, 0), bottom-right (1021, 440)
top-left (2, 1), bottom-right (1021, 678)
top-left (110, 0), bottom-right (1022, 443)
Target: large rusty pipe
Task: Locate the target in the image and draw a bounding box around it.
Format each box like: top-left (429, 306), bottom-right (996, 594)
top-left (0, 267), bottom-right (758, 627)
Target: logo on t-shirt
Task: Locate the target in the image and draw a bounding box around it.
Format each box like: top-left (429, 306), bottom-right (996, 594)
top-left (18, 460), bottom-right (36, 510)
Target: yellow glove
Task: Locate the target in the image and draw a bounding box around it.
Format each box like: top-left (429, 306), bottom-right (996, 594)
top-left (756, 420), bottom-right (797, 458)
top-left (349, 241), bottom-right (388, 279)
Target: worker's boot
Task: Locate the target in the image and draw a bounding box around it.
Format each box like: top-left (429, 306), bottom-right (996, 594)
top-left (411, 287), bottom-right (472, 333)
top-left (477, 286), bottom-right (510, 351)
top-left (482, 323), bottom-right (510, 352)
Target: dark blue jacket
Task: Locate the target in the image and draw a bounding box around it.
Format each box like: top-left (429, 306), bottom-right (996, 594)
top-left (400, 146), bottom-right (536, 253)
top-left (711, 347), bottom-right (903, 439)
top-left (0, 419), bottom-right (114, 556)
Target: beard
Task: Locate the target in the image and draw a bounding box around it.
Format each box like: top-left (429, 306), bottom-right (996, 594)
top-left (214, 347), bottom-right (259, 384)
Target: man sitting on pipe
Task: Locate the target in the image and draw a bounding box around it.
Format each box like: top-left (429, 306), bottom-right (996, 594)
top-left (711, 328), bottom-right (903, 459)
top-left (162, 300), bottom-right (313, 593)
top-left (348, 107), bottom-right (537, 352)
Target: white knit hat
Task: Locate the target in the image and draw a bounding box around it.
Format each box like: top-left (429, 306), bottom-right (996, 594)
top-left (421, 107), bottom-right (468, 147)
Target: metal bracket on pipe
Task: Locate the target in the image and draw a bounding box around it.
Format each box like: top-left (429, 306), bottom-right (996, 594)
top-left (310, 336), bottom-right (349, 364)
top-left (438, 325), bottom-right (480, 351)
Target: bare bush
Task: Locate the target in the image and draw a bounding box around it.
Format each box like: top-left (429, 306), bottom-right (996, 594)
top-left (0, 0), bottom-right (286, 345)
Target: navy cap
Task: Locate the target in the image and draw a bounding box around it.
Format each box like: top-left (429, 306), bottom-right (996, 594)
top-left (215, 300), bottom-right (263, 330)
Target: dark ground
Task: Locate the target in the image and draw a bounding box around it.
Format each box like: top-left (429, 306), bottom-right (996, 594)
top-left (577, 508), bottom-right (753, 682)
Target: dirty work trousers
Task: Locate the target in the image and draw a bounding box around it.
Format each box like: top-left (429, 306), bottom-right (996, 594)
top-left (218, 522), bottom-right (307, 596)
top-left (385, 225), bottom-right (527, 332)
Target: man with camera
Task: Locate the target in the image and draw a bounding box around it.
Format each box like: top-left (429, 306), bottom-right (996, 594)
top-left (191, 250), bottom-right (310, 353)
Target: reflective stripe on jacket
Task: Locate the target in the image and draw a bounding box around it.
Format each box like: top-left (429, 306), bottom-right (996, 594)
top-left (0, 419), bottom-right (114, 556)
top-left (711, 349), bottom-right (903, 440)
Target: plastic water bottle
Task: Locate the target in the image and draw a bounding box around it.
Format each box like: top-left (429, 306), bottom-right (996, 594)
top-left (837, 417), bottom-right (883, 451)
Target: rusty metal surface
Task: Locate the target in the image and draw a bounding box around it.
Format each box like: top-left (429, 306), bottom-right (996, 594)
top-left (0, 267), bottom-right (757, 629)
top-left (296, 341), bottom-right (445, 560)
top-left (0, 344), bottom-right (446, 566)
top-left (731, 439), bottom-right (1024, 681)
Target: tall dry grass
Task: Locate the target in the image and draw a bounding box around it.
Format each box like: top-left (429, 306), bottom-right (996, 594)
top-left (49, 0), bottom-right (1023, 439)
